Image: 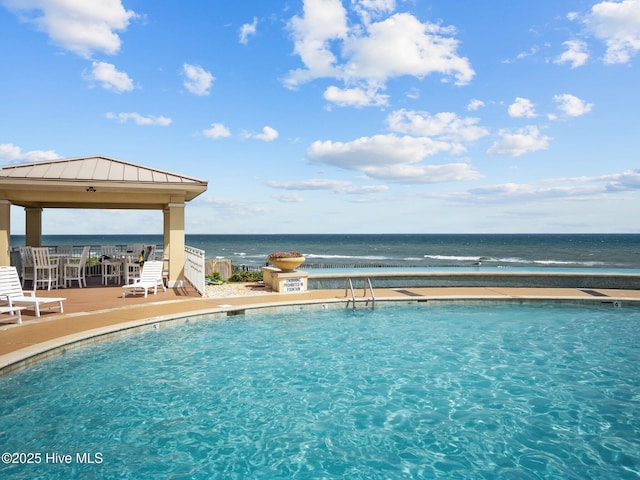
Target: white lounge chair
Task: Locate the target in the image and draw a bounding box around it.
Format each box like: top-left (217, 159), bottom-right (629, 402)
top-left (122, 261), bottom-right (166, 298)
top-left (0, 266), bottom-right (65, 317)
top-left (0, 304), bottom-right (25, 324)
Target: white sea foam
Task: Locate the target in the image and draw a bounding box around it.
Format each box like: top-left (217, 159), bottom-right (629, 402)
top-left (305, 253), bottom-right (390, 261)
top-left (424, 254), bottom-right (606, 266)
top-left (424, 255), bottom-right (484, 262)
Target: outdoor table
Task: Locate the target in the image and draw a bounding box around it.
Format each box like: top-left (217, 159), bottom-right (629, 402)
top-left (115, 253), bottom-right (142, 284)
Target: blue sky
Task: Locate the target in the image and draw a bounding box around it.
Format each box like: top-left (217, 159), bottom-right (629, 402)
top-left (1, 0), bottom-right (639, 235)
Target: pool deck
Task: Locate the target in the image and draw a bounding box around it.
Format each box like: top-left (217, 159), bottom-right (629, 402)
top-left (2, 281), bottom-right (640, 374)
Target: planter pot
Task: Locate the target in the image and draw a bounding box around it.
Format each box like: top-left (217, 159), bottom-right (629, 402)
top-left (269, 256), bottom-right (305, 272)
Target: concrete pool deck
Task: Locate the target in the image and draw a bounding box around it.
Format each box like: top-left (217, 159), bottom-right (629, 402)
top-left (2, 282), bottom-right (640, 374)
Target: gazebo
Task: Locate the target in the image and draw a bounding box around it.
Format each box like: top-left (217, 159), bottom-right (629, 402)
top-left (0, 156), bottom-right (208, 287)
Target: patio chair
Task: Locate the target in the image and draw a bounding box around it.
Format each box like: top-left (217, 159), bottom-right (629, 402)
top-left (63, 246), bottom-right (90, 288)
top-left (19, 246), bottom-right (34, 287)
top-left (122, 261), bottom-right (166, 298)
top-left (0, 266), bottom-right (65, 317)
top-left (32, 247), bottom-right (60, 290)
top-left (100, 245), bottom-right (122, 285)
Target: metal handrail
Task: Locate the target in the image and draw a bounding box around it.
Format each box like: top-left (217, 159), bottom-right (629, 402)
top-left (367, 277), bottom-right (375, 308)
top-left (345, 277), bottom-right (375, 309)
top-left (345, 278), bottom-right (357, 310)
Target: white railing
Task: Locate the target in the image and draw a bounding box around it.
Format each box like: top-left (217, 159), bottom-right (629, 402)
top-left (184, 245), bottom-right (205, 296)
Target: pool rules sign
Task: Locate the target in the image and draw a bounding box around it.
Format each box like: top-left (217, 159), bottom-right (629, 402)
top-left (283, 277), bottom-right (304, 293)
top-left (262, 267), bottom-right (308, 293)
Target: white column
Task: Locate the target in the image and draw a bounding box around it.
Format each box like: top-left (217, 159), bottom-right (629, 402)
top-left (163, 202), bottom-right (185, 287)
top-left (25, 207), bottom-right (42, 247)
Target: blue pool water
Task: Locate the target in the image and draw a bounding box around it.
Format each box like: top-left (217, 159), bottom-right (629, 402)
top-left (1, 304), bottom-right (639, 479)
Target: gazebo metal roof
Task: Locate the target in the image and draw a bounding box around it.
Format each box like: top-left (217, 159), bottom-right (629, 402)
top-left (0, 156), bottom-right (208, 209)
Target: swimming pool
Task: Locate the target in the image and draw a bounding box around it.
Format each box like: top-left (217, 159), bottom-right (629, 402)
top-left (1, 303), bottom-right (639, 479)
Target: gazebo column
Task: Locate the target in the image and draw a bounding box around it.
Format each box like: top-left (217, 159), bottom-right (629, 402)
top-left (25, 207), bottom-right (42, 247)
top-left (0, 200), bottom-right (10, 266)
top-left (164, 202), bottom-right (186, 288)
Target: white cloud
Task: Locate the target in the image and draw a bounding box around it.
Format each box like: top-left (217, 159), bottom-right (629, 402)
top-left (406, 88), bottom-right (420, 100)
top-left (268, 178), bottom-right (351, 190)
top-left (255, 126), bottom-right (279, 142)
top-left (202, 123), bottom-right (231, 139)
top-left (243, 126), bottom-right (279, 141)
top-left (323, 85), bottom-right (389, 107)
top-left (83, 61), bottom-right (134, 93)
top-left (272, 193), bottom-right (305, 203)
top-left (467, 99), bottom-right (485, 111)
top-left (286, 0), bottom-right (349, 87)
top-left (386, 109), bottom-right (489, 142)
top-left (487, 126), bottom-right (551, 157)
top-left (361, 162), bottom-right (482, 184)
top-left (309, 134), bottom-right (450, 168)
top-left (266, 178), bottom-right (389, 195)
top-left (604, 168), bottom-right (640, 190)
top-left (460, 182), bottom-right (603, 203)
top-left (553, 169), bottom-right (640, 192)
top-left (555, 40), bottom-right (589, 68)
top-left (267, 178), bottom-right (351, 193)
top-left (307, 134), bottom-right (481, 183)
top-left (286, 2), bottom-right (474, 103)
top-left (341, 13), bottom-right (474, 85)
top-left (183, 64), bottom-right (214, 96)
top-left (345, 184), bottom-right (389, 194)
top-left (239, 17), bottom-right (258, 45)
top-left (434, 169), bottom-right (640, 204)
top-left (105, 112), bottom-right (171, 126)
top-left (585, 0), bottom-right (640, 64)
top-left (3, 0), bottom-right (137, 58)
top-left (553, 94), bottom-right (594, 117)
top-left (198, 196), bottom-right (268, 216)
top-left (0, 143), bottom-right (61, 163)
top-left (352, 0), bottom-right (396, 24)
top-left (502, 46), bottom-right (540, 64)
top-left (508, 97), bottom-right (537, 118)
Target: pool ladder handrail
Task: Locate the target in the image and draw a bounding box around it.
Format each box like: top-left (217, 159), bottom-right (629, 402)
top-left (345, 277), bottom-right (375, 309)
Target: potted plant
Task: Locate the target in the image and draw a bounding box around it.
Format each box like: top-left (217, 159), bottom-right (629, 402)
top-left (268, 251), bottom-right (305, 272)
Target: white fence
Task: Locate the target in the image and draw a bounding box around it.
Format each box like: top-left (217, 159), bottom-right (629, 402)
top-left (184, 245), bottom-right (206, 296)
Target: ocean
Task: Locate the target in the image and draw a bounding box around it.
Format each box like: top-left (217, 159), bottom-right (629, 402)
top-left (10, 233), bottom-right (640, 270)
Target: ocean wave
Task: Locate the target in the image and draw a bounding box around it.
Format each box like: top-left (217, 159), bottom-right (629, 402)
top-left (228, 251), bottom-right (608, 268)
top-left (532, 260), bottom-right (605, 266)
top-left (305, 253), bottom-right (391, 261)
top-left (424, 255), bottom-right (484, 262)
top-left (424, 254), bottom-right (606, 266)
